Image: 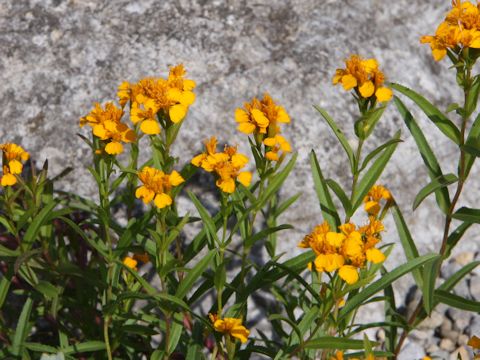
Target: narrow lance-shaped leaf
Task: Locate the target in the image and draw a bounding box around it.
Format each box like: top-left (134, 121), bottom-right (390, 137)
top-left (465, 74), bottom-right (480, 117)
top-left (310, 150), bottom-right (340, 229)
top-left (391, 83), bottom-right (461, 144)
top-left (326, 178), bottom-right (352, 216)
top-left (413, 173), bottom-right (458, 210)
top-left (314, 105), bottom-right (355, 172)
top-left (434, 290), bottom-right (480, 312)
top-left (351, 130), bottom-right (400, 213)
top-left (359, 138), bottom-right (403, 172)
top-left (393, 96), bottom-right (451, 213)
top-left (452, 207), bottom-right (480, 223)
top-left (176, 249), bottom-right (215, 299)
top-left (11, 297), bottom-right (33, 356)
top-left (338, 254), bottom-right (438, 321)
top-left (444, 222), bottom-right (473, 258)
top-left (465, 111), bottom-right (480, 177)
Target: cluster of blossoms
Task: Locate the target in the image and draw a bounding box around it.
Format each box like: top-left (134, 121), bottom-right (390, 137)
top-left (332, 55), bottom-right (393, 103)
top-left (330, 351), bottom-right (381, 360)
top-left (299, 218), bottom-right (386, 284)
top-left (363, 184), bottom-right (392, 216)
top-left (80, 102), bottom-right (136, 155)
top-left (209, 314), bottom-right (250, 344)
top-left (421, 0), bottom-right (480, 61)
top-left (80, 64), bottom-right (195, 154)
top-left (118, 64), bottom-right (196, 134)
top-left (191, 137), bottom-right (252, 193)
top-left (300, 185), bottom-right (392, 285)
top-left (235, 93), bottom-right (292, 162)
top-left (0, 143), bottom-right (29, 187)
top-left (135, 166), bottom-right (185, 209)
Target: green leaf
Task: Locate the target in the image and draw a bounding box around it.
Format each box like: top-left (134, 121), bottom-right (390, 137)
top-left (422, 258), bottom-right (439, 315)
top-left (439, 261), bottom-right (480, 293)
top-left (62, 341), bottom-right (106, 354)
top-left (188, 192), bottom-right (220, 246)
top-left (446, 102), bottom-right (461, 113)
top-left (11, 297), bottom-right (33, 356)
top-left (465, 74), bottom-right (480, 117)
top-left (465, 112), bottom-right (480, 177)
top-left (413, 174), bottom-right (457, 210)
top-left (326, 178), bottom-right (352, 215)
top-left (241, 252), bottom-right (316, 301)
top-left (351, 130), bottom-right (400, 212)
top-left (314, 105), bottom-right (355, 171)
top-left (23, 201), bottom-right (57, 246)
top-left (186, 344), bottom-right (204, 360)
top-left (245, 224), bottom-right (293, 249)
top-left (0, 275), bottom-right (11, 309)
top-left (452, 207), bottom-right (480, 223)
top-left (275, 193), bottom-right (302, 216)
top-left (338, 254), bottom-right (439, 321)
top-left (167, 313), bottom-right (183, 354)
top-left (359, 138), bottom-right (403, 172)
top-left (310, 150), bottom-right (340, 229)
top-left (34, 281), bottom-right (60, 299)
top-left (445, 222), bottom-right (472, 258)
top-left (394, 96), bottom-right (451, 213)
top-left (257, 153), bottom-right (297, 210)
top-left (391, 83), bottom-right (461, 144)
top-left (176, 250), bottom-right (215, 299)
top-left (304, 337), bottom-right (366, 350)
top-left (269, 315), bottom-right (303, 347)
top-left (24, 342), bottom-right (58, 353)
top-left (434, 290), bottom-right (480, 312)
top-left (356, 105), bottom-right (387, 139)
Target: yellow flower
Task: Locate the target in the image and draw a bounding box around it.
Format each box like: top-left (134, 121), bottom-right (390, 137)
top-left (80, 102), bottom-right (136, 155)
top-left (209, 315), bottom-right (250, 343)
top-left (363, 184), bottom-right (392, 216)
top-left (126, 64), bottom-right (196, 125)
top-left (421, 2), bottom-right (480, 61)
top-left (236, 94), bottom-right (292, 161)
top-left (131, 94), bottom-right (161, 135)
top-left (338, 265), bottom-right (359, 285)
top-left (135, 167), bottom-right (184, 208)
top-left (263, 134), bottom-right (292, 162)
top-left (191, 139), bottom-right (252, 193)
top-left (123, 256), bottom-right (138, 270)
top-left (333, 55), bottom-right (392, 102)
top-left (330, 351), bottom-right (344, 360)
top-left (301, 218), bottom-right (387, 285)
top-left (0, 143), bottom-right (29, 187)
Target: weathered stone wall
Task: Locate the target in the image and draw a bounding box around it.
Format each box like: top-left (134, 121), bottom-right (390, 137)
top-left (1, 1), bottom-right (479, 358)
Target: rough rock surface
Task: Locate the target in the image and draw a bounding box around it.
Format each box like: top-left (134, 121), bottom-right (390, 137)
top-left (1, 1), bottom-right (479, 358)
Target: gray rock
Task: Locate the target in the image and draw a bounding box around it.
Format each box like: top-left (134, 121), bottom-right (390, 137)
top-left (439, 338), bottom-right (456, 352)
top-left (448, 308), bottom-right (473, 333)
top-left (398, 340), bottom-right (425, 360)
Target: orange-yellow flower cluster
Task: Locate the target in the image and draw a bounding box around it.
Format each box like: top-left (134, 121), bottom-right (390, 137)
top-left (209, 314), bottom-right (250, 343)
top-left (421, 1), bottom-right (480, 61)
top-left (0, 143), bottom-right (29, 187)
top-left (135, 166), bottom-right (184, 208)
top-left (235, 93), bottom-right (292, 162)
top-left (299, 218), bottom-right (386, 285)
top-left (118, 64), bottom-right (196, 134)
top-left (80, 102), bottom-right (136, 155)
top-left (330, 351), bottom-right (382, 360)
top-left (191, 137), bottom-right (252, 193)
top-left (363, 185), bottom-right (392, 216)
top-left (333, 55), bottom-right (393, 103)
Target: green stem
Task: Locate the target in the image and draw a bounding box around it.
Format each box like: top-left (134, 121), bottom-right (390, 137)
top-left (393, 62), bottom-right (472, 359)
top-left (104, 316), bottom-right (113, 360)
